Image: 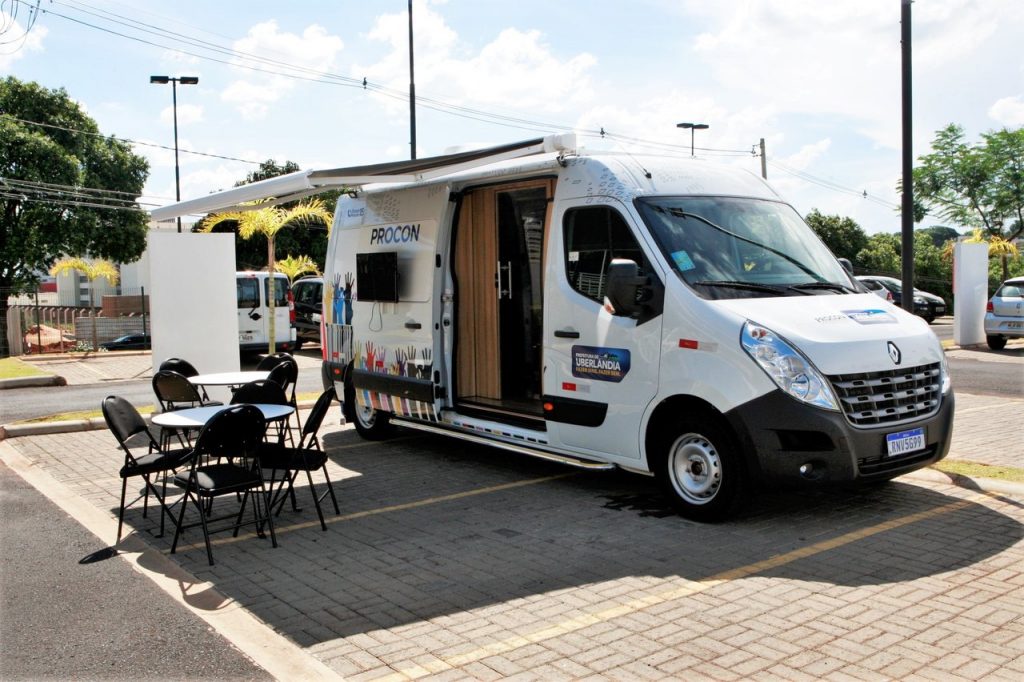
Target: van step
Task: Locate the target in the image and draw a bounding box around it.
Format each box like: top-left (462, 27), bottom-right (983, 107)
top-left (392, 418), bottom-right (615, 471)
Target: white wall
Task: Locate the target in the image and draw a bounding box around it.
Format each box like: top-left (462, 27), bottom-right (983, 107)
top-left (149, 231), bottom-right (239, 405)
top-left (953, 242), bottom-right (989, 346)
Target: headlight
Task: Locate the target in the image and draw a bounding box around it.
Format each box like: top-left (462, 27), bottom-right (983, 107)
top-left (939, 348), bottom-right (952, 394)
top-left (741, 321), bottom-right (840, 411)
top-left (914, 296), bottom-right (926, 304)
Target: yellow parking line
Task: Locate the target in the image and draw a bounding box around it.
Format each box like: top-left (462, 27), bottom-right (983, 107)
top-left (173, 472), bottom-right (577, 552)
top-left (417, 497), bottom-right (973, 675)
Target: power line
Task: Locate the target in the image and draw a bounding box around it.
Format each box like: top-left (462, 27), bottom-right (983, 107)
top-left (1, 114), bottom-right (262, 164)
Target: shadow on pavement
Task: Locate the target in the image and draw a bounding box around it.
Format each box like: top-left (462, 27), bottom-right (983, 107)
top-left (113, 426), bottom-right (1022, 647)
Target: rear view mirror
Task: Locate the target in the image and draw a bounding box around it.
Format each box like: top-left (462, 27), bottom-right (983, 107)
top-left (606, 259), bottom-right (649, 319)
top-left (838, 257), bottom-right (853, 275)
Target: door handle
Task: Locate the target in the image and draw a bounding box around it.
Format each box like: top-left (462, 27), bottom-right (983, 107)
top-left (405, 321), bottom-right (422, 330)
top-left (554, 329), bottom-right (580, 339)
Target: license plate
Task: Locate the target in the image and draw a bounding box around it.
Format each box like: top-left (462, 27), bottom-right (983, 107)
top-left (935, 306), bottom-right (945, 315)
top-left (1008, 321), bottom-right (1023, 329)
top-left (886, 427), bottom-right (925, 457)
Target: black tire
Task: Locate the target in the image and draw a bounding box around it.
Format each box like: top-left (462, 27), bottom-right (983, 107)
top-left (924, 316), bottom-right (935, 325)
top-left (292, 338), bottom-right (303, 352)
top-left (987, 334), bottom-right (1007, 350)
top-left (652, 412), bottom-right (747, 522)
top-left (344, 380), bottom-right (394, 440)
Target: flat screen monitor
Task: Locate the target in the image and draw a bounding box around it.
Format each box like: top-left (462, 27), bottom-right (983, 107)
top-left (355, 252), bottom-right (399, 302)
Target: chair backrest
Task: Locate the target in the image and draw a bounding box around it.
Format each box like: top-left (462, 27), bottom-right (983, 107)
top-left (102, 395), bottom-right (153, 450)
top-left (193, 404), bottom-right (266, 465)
top-left (159, 357), bottom-right (199, 378)
top-left (152, 370), bottom-right (203, 410)
top-left (256, 352), bottom-right (293, 371)
top-left (300, 386), bottom-right (336, 447)
top-left (266, 359), bottom-right (297, 393)
top-left (231, 379), bottom-right (287, 406)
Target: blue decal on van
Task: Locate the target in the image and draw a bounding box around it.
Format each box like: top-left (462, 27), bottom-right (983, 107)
top-left (571, 345), bottom-right (631, 382)
top-left (843, 309), bottom-right (897, 325)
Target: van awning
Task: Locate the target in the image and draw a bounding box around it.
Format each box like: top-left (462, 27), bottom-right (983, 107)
top-left (149, 133), bottom-right (576, 222)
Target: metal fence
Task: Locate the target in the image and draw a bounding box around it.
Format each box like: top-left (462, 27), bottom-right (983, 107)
top-left (3, 286), bottom-right (150, 356)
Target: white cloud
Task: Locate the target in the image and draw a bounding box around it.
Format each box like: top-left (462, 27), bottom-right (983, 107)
top-left (221, 20), bottom-right (344, 120)
top-left (783, 139), bottom-right (832, 170)
top-left (159, 103), bottom-right (204, 126)
top-left (0, 14), bottom-right (47, 70)
top-left (355, 2), bottom-right (597, 118)
top-left (989, 95), bottom-right (1024, 127)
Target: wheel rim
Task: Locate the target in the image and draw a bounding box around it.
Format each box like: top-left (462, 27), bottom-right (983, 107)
top-left (354, 401), bottom-right (376, 429)
top-left (667, 432), bottom-right (722, 505)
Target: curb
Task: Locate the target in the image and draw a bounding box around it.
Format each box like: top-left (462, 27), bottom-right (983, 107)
top-left (901, 467), bottom-right (1024, 499)
top-left (0, 375), bottom-right (66, 389)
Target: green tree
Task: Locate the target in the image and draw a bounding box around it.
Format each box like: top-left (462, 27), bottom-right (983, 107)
top-left (856, 233), bottom-right (901, 274)
top-left (0, 77), bottom-right (149, 356)
top-left (912, 124), bottom-right (1024, 239)
top-left (275, 254), bottom-right (320, 284)
top-left (805, 209), bottom-right (868, 263)
top-left (199, 200), bottom-right (332, 353)
top-left (50, 258), bottom-right (119, 351)
top-left (200, 160), bottom-right (338, 271)
top-left (919, 225), bottom-right (960, 248)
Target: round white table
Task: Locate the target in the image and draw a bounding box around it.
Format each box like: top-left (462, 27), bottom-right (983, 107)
top-left (151, 403), bottom-right (294, 429)
top-left (188, 371), bottom-right (269, 388)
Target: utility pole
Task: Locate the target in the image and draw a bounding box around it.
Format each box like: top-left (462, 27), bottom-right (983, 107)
top-left (759, 138), bottom-right (767, 179)
top-left (408, 0), bottom-right (417, 160)
top-left (900, 0), bottom-right (914, 314)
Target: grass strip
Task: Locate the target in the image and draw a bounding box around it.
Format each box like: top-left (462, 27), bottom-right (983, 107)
top-left (0, 357), bottom-right (51, 379)
top-left (932, 459), bottom-right (1024, 483)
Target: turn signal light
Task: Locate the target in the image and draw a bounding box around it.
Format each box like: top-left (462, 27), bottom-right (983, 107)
top-left (986, 301), bottom-right (994, 312)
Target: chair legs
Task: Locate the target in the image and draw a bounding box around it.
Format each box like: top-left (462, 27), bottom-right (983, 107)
top-left (170, 485), bottom-right (278, 566)
top-left (269, 465), bottom-right (340, 532)
top-left (117, 473), bottom-right (178, 544)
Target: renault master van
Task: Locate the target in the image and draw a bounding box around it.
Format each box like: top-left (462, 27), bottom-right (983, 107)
top-left (155, 136), bottom-right (954, 520)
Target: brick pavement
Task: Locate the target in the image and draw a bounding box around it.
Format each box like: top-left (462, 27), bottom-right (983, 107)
top-left (3, 412), bottom-right (1023, 680)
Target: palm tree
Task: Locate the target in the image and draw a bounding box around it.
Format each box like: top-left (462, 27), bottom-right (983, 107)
top-left (50, 257), bottom-right (119, 351)
top-left (275, 254), bottom-right (320, 284)
top-left (200, 199), bottom-right (332, 353)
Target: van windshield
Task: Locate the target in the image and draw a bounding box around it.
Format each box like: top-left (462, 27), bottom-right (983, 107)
top-left (636, 196), bottom-right (856, 299)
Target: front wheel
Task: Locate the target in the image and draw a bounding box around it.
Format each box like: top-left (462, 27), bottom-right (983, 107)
top-left (654, 415), bottom-right (746, 522)
top-left (987, 334), bottom-right (1007, 350)
top-left (344, 381), bottom-right (394, 440)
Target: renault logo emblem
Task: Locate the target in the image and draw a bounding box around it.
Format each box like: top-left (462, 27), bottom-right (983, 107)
top-left (887, 341), bottom-right (902, 365)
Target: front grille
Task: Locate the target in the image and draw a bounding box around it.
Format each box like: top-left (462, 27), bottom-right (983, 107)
top-left (828, 362), bottom-right (942, 427)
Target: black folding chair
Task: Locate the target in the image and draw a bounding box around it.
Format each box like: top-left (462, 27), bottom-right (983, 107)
top-left (159, 357), bottom-right (211, 401)
top-left (231, 380), bottom-right (294, 445)
top-left (153, 370), bottom-right (221, 448)
top-left (267, 358), bottom-right (301, 431)
top-left (102, 396), bottom-right (188, 543)
top-left (258, 387), bottom-right (340, 531)
top-left (170, 405), bottom-right (278, 565)
top-left (256, 352), bottom-right (293, 372)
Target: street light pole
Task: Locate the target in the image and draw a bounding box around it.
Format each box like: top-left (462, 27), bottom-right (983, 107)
top-left (676, 122), bottom-right (709, 157)
top-left (150, 75), bottom-right (199, 233)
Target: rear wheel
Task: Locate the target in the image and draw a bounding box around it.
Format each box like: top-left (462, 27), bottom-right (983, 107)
top-left (344, 380), bottom-right (394, 440)
top-left (987, 334), bottom-right (1007, 350)
top-left (653, 413), bottom-right (747, 522)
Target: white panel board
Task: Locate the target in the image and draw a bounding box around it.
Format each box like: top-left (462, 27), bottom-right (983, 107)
top-left (148, 232), bottom-right (239, 405)
top-left (952, 241), bottom-right (989, 347)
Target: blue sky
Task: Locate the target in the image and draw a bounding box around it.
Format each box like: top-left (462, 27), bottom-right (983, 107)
top-left (3, 0), bottom-right (1023, 234)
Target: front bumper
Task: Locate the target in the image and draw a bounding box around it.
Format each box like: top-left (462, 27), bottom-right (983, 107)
top-left (725, 389), bottom-right (955, 487)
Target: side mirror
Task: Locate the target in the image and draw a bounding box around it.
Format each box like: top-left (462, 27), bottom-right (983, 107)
top-left (606, 259), bottom-right (650, 319)
top-left (838, 257), bottom-right (853, 275)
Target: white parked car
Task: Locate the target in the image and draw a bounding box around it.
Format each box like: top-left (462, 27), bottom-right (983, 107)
top-left (985, 276), bottom-right (1024, 350)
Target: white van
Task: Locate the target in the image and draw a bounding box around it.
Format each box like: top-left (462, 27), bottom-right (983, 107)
top-left (155, 136), bottom-right (954, 520)
top-left (236, 271), bottom-right (297, 353)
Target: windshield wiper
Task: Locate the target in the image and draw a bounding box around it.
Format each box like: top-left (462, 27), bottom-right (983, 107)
top-left (667, 209), bottom-right (824, 281)
top-left (789, 282), bottom-right (858, 294)
top-left (692, 280), bottom-right (801, 296)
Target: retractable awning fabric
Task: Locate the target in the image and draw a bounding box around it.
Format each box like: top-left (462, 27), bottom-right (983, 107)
top-left (149, 134), bottom-right (576, 222)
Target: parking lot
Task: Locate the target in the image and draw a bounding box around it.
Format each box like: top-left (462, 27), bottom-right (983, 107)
top-left (4, 412), bottom-right (1023, 680)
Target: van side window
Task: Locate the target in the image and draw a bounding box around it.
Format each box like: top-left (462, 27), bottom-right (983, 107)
top-left (237, 278), bottom-right (259, 309)
top-left (265, 278), bottom-right (289, 307)
top-left (564, 206), bottom-right (647, 303)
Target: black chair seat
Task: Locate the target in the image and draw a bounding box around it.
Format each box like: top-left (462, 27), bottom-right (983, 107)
top-left (120, 448), bottom-right (188, 478)
top-left (257, 443), bottom-right (328, 471)
top-left (174, 463), bottom-right (262, 496)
